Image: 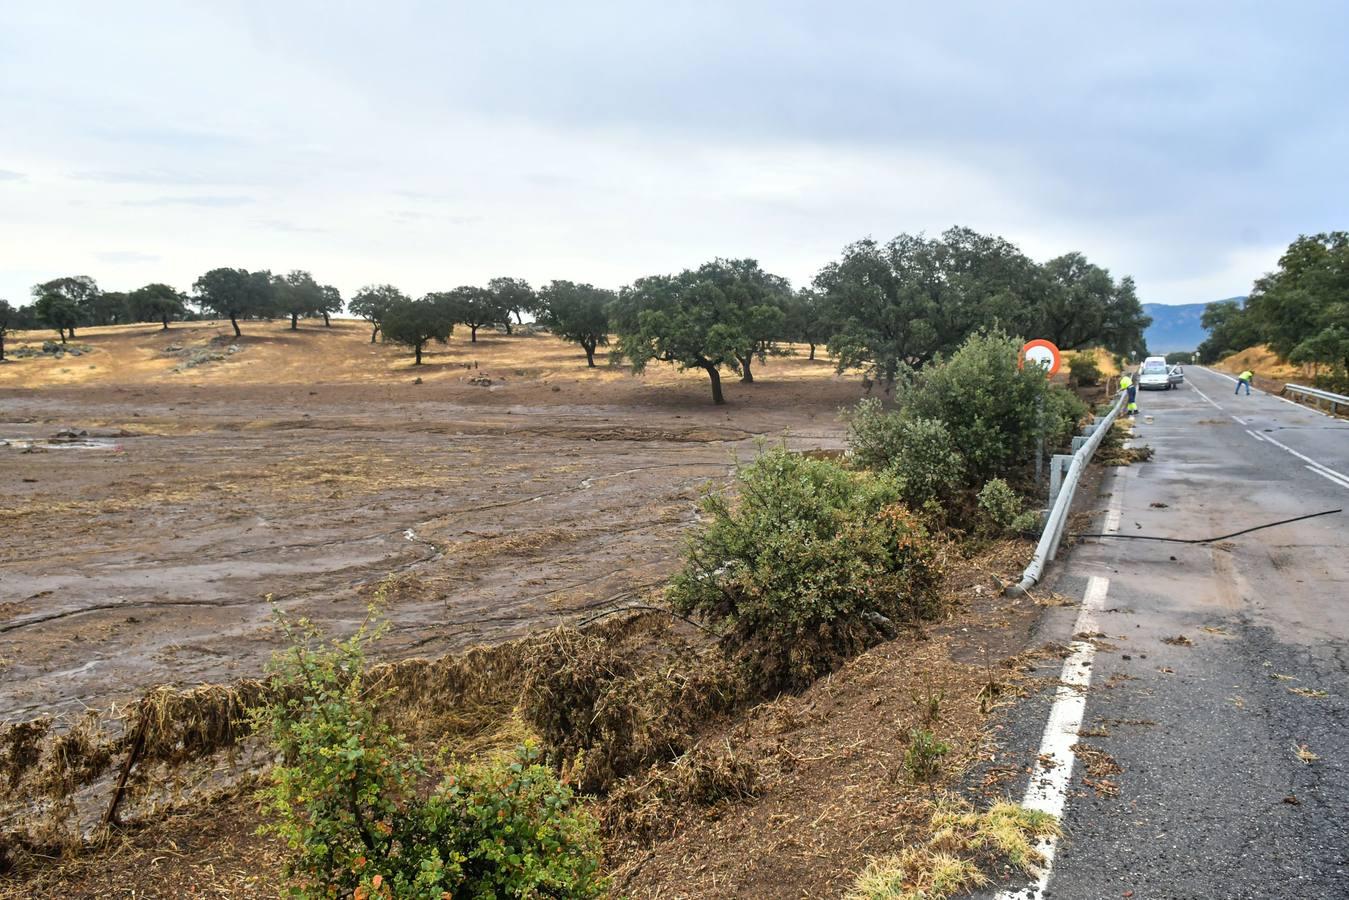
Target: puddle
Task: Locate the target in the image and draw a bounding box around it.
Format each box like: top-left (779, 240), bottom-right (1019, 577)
top-left (1, 437), bottom-right (121, 451)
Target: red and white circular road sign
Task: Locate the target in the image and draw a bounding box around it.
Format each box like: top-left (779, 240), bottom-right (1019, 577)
top-left (1020, 339), bottom-right (1062, 376)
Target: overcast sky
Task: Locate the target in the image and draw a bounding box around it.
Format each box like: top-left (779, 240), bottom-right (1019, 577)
top-left (2, 1), bottom-right (1346, 307)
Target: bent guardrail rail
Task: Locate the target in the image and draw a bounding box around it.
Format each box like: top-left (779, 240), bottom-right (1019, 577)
top-left (1006, 389), bottom-right (1127, 596)
top-left (1285, 383), bottom-right (1348, 416)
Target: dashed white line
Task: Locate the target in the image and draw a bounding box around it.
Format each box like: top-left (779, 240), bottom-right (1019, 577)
top-left (1231, 414), bottom-right (1247, 425)
top-left (1245, 430), bottom-right (1265, 443)
top-left (1260, 433), bottom-right (1349, 482)
top-left (996, 576), bottom-right (1111, 900)
top-left (1191, 383), bottom-right (1222, 411)
top-left (1306, 465), bottom-right (1349, 490)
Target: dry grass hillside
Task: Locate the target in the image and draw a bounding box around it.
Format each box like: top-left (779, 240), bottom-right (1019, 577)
top-left (0, 319), bottom-right (836, 392)
top-left (1211, 344), bottom-right (1306, 385)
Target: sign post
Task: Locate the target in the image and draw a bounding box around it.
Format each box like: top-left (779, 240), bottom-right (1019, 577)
top-left (1020, 340), bottom-right (1062, 484)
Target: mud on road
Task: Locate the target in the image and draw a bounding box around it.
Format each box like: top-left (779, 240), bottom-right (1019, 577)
top-left (1, 371), bottom-right (861, 723)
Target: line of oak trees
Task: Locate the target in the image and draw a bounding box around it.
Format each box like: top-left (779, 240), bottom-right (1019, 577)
top-left (2, 227), bottom-right (1151, 401)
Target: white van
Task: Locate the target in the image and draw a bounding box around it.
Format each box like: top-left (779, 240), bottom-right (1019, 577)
top-left (1138, 357), bottom-right (1172, 390)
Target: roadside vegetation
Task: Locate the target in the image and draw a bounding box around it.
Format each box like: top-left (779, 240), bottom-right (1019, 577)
top-left (1198, 232), bottom-right (1349, 390)
top-left (1, 231), bottom-right (1116, 896)
top-left (4, 223), bottom-right (1149, 402)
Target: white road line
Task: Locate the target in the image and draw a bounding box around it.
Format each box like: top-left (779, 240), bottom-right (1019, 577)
top-left (1245, 429), bottom-right (1265, 443)
top-left (1197, 366), bottom-right (1334, 418)
top-left (1305, 465), bottom-right (1349, 490)
top-left (1231, 414), bottom-right (1247, 425)
top-left (996, 576), bottom-right (1111, 900)
top-left (1191, 383), bottom-right (1223, 411)
top-left (1261, 433), bottom-right (1349, 483)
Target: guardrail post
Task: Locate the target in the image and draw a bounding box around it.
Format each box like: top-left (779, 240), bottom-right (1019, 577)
top-left (1048, 454), bottom-right (1074, 507)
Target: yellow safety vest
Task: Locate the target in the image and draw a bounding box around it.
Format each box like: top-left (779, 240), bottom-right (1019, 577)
top-left (1120, 375), bottom-right (1132, 389)
top-left (1239, 370), bottom-right (1253, 382)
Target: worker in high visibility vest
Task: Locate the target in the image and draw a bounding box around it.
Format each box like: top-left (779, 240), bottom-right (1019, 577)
top-left (1120, 372), bottom-right (1138, 416)
top-left (1236, 370), bottom-right (1253, 396)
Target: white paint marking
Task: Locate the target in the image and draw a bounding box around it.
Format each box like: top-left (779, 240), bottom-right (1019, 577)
top-left (1231, 414), bottom-right (1247, 425)
top-left (996, 576), bottom-right (1111, 900)
top-left (1305, 465), bottom-right (1349, 490)
top-left (1191, 382), bottom-right (1223, 411)
top-left (1245, 429), bottom-right (1265, 443)
top-left (1261, 433), bottom-right (1349, 483)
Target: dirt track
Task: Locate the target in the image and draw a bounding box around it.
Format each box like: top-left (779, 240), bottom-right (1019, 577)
top-left (0, 322), bottom-right (863, 721)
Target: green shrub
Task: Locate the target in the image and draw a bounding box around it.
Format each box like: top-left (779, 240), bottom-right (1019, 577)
top-left (668, 447), bottom-right (943, 691)
top-left (845, 400), bottom-right (965, 508)
top-left (976, 478), bottom-right (1040, 536)
top-left (1068, 352), bottom-right (1102, 386)
top-left (254, 608), bottom-right (606, 899)
top-left (902, 331), bottom-right (1086, 483)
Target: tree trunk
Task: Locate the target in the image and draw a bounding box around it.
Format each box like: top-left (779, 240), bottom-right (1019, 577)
top-left (0, 334), bottom-right (5, 361)
top-left (703, 364), bottom-right (725, 405)
top-left (290, 313), bottom-right (298, 330)
top-left (809, 343), bottom-right (816, 360)
top-left (67, 326), bottom-right (75, 340)
top-left (59, 328), bottom-right (67, 343)
top-left (370, 324), bottom-right (379, 343)
top-left (504, 321), bottom-right (513, 335)
top-left (583, 341), bottom-right (596, 368)
top-left (322, 312), bottom-right (331, 327)
top-left (230, 315), bottom-right (241, 338)
top-left (470, 325), bottom-right (478, 342)
top-left (516, 310), bottom-right (525, 325)
top-left (414, 343), bottom-right (423, 365)
top-left (161, 314), bottom-right (170, 330)
top-left (737, 355), bottom-right (754, 384)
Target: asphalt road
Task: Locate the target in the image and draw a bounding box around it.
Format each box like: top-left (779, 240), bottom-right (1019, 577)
top-left (985, 366), bottom-right (1349, 899)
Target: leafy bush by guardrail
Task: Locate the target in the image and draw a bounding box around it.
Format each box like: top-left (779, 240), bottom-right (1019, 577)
top-left (667, 447), bottom-right (944, 692)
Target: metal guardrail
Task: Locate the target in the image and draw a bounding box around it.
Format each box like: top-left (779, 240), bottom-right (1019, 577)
top-left (1006, 389), bottom-right (1127, 596)
top-left (1285, 383), bottom-right (1348, 416)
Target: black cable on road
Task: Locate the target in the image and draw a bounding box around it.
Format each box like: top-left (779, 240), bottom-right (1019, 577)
top-left (1072, 507), bottom-right (1342, 544)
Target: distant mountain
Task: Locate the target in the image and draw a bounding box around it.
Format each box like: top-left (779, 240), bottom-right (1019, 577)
top-left (1143, 298), bottom-right (1246, 354)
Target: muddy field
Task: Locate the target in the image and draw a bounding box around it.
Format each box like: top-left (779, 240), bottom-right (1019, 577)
top-left (0, 321), bottom-right (865, 722)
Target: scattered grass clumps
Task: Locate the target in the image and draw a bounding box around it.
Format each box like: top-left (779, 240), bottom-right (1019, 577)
top-left (668, 447), bottom-right (944, 692)
top-left (847, 798), bottom-right (1060, 900)
top-left (254, 607), bottom-right (606, 899)
top-left (519, 625), bottom-right (741, 793)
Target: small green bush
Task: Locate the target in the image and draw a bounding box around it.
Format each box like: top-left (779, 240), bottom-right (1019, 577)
top-left (845, 400), bottom-right (965, 508)
top-left (668, 447), bottom-right (943, 692)
top-left (976, 478), bottom-right (1040, 536)
top-left (1068, 352), bottom-right (1102, 386)
top-left (902, 331), bottom-right (1087, 483)
top-left (254, 608), bottom-right (606, 899)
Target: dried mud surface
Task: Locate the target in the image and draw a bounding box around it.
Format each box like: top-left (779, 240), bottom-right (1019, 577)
top-left (0, 323), bottom-right (862, 722)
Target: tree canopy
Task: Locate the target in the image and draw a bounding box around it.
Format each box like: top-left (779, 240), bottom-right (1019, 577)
top-left (349, 284), bottom-right (409, 342)
top-left (487, 277), bottom-right (536, 334)
top-left (0, 299), bottom-right (14, 361)
top-left (382, 299), bottom-right (454, 364)
top-left (611, 258), bottom-right (790, 404)
top-left (128, 283), bottom-right (188, 329)
top-left (31, 276), bottom-right (100, 341)
top-left (536, 280), bottom-right (614, 367)
top-left (276, 270), bottom-right (326, 330)
top-left (443, 286), bottom-right (509, 342)
top-left (1196, 233), bottom-right (1349, 388)
top-left (815, 228), bottom-right (1150, 382)
top-left (781, 289), bottom-right (837, 360)
top-left (193, 268), bottom-right (275, 337)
